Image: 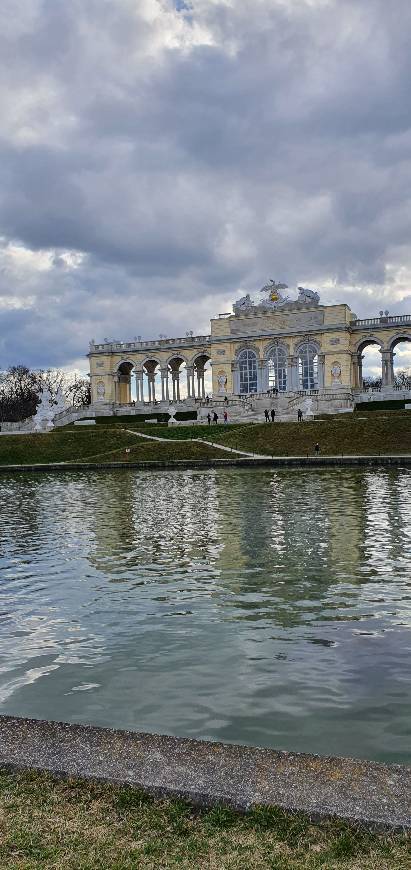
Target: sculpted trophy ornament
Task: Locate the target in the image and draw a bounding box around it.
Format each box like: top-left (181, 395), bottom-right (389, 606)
top-left (233, 293), bottom-right (253, 313)
top-left (259, 280), bottom-right (289, 309)
top-left (297, 287), bottom-right (320, 304)
top-left (232, 281), bottom-right (320, 314)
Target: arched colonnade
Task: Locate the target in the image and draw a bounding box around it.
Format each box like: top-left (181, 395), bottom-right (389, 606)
top-left (115, 353), bottom-right (211, 404)
top-left (352, 334), bottom-right (411, 389)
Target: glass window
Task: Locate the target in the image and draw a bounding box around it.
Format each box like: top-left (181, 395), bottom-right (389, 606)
top-left (238, 349), bottom-right (258, 394)
top-left (267, 346), bottom-right (287, 391)
top-left (298, 343), bottom-right (318, 390)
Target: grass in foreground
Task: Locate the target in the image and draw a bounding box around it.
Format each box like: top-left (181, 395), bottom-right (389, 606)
top-left (0, 769), bottom-right (409, 869)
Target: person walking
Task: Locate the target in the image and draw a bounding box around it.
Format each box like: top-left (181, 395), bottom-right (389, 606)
top-left (271, 409), bottom-right (275, 422)
top-left (223, 410), bottom-right (228, 424)
top-left (314, 442), bottom-right (320, 454)
top-left (207, 412), bottom-right (211, 425)
top-left (213, 411), bottom-right (218, 424)
top-left (297, 408), bottom-right (303, 422)
top-left (264, 409), bottom-right (270, 422)
top-left (206, 395), bottom-right (210, 405)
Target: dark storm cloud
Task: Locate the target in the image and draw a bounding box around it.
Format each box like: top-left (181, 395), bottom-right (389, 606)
top-left (0, 0), bottom-right (411, 369)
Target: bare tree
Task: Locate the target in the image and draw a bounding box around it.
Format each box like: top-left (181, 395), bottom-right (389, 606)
top-left (362, 375), bottom-right (382, 390)
top-left (394, 369), bottom-right (411, 389)
top-left (65, 374), bottom-right (91, 407)
top-left (0, 366), bottom-right (40, 422)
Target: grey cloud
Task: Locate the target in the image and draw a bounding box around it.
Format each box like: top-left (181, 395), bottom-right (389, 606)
top-left (0, 0), bottom-right (411, 369)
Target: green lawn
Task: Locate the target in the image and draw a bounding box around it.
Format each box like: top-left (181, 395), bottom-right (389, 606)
top-left (96, 410), bottom-right (411, 456)
top-left (0, 769), bottom-right (409, 869)
top-left (0, 429), bottom-right (224, 465)
top-left (0, 410), bottom-right (409, 464)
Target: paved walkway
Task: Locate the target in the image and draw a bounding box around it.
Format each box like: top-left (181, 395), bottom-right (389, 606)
top-left (125, 428), bottom-right (268, 459)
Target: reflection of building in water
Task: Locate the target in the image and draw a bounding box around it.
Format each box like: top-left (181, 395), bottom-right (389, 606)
top-left (212, 468), bottom-right (372, 620)
top-left (362, 470), bottom-right (410, 578)
top-left (88, 470), bottom-right (223, 580)
top-left (324, 473), bottom-right (363, 575)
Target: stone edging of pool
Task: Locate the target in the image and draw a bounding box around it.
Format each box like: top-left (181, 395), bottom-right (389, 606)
top-left (0, 454), bottom-right (410, 472)
top-left (0, 715), bottom-right (409, 830)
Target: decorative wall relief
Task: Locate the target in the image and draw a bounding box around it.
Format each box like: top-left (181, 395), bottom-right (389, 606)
top-left (97, 381), bottom-right (106, 400)
top-left (331, 362), bottom-right (342, 384)
top-left (217, 371), bottom-right (228, 394)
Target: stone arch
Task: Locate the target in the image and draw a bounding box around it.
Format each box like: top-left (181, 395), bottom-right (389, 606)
top-left (295, 340), bottom-right (321, 391)
top-left (115, 360), bottom-right (135, 404)
top-left (387, 333), bottom-right (411, 388)
top-left (234, 343), bottom-right (260, 360)
top-left (235, 347), bottom-right (259, 394)
top-left (264, 342), bottom-right (288, 392)
top-left (165, 352), bottom-right (189, 368)
top-left (191, 352), bottom-right (212, 399)
top-left (141, 357), bottom-right (161, 403)
top-left (263, 340), bottom-right (289, 359)
top-left (165, 354), bottom-right (188, 402)
top-left (387, 332), bottom-right (411, 351)
top-left (354, 335), bottom-right (384, 354)
top-left (353, 338), bottom-right (384, 389)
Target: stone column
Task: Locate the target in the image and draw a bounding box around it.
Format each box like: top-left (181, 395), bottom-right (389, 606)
top-left (381, 349), bottom-right (395, 387)
top-left (150, 374), bottom-right (156, 403)
top-left (287, 355), bottom-right (298, 391)
top-left (317, 354), bottom-right (325, 390)
top-left (160, 368), bottom-right (168, 402)
top-left (358, 354), bottom-right (364, 389)
top-left (197, 368), bottom-right (205, 399)
top-left (351, 355), bottom-right (359, 390)
top-left (186, 366), bottom-right (193, 398)
top-left (134, 370), bottom-right (142, 403)
top-left (232, 364), bottom-right (239, 395)
top-left (172, 374), bottom-right (177, 402)
top-left (113, 375), bottom-right (119, 404)
top-left (176, 372), bottom-right (181, 401)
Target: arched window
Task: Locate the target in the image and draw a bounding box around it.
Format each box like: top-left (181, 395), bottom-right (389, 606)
top-left (298, 343), bottom-right (318, 390)
top-left (267, 346), bottom-right (287, 392)
top-left (238, 349), bottom-right (258, 394)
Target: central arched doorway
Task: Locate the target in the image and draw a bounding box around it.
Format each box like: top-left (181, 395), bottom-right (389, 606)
top-left (266, 345), bottom-right (287, 392)
top-left (297, 342), bottom-right (319, 390)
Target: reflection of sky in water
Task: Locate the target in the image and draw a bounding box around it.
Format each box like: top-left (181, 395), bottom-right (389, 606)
top-left (0, 468), bottom-right (410, 763)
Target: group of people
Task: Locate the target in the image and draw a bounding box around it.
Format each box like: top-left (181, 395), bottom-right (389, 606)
top-left (206, 410), bottom-right (228, 425)
top-left (264, 409), bottom-right (276, 422)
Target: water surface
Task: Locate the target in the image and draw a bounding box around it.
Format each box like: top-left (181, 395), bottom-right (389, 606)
top-left (0, 467), bottom-right (410, 762)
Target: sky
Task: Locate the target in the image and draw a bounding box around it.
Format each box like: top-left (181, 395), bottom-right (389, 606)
top-left (0, 0), bottom-right (411, 376)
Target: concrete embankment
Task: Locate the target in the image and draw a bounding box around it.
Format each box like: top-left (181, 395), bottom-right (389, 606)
top-left (0, 715), bottom-right (409, 830)
top-left (0, 454), bottom-right (410, 472)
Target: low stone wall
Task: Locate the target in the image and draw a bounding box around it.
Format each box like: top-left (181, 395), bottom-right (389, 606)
top-left (0, 715), bottom-right (409, 829)
top-left (0, 455), bottom-right (410, 473)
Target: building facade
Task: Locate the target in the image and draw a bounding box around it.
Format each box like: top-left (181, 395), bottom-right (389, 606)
top-left (86, 284), bottom-right (411, 418)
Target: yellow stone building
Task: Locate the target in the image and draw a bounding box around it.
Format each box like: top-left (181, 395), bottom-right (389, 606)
top-left (87, 284), bottom-right (411, 419)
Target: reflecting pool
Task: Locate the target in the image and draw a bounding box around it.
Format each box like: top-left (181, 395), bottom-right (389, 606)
top-left (0, 468), bottom-right (410, 762)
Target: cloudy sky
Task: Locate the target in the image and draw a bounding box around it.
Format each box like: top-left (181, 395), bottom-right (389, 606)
top-left (1, 0), bottom-right (411, 374)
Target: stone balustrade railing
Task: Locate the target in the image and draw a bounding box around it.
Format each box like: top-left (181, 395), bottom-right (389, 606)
top-left (90, 335), bottom-right (212, 353)
top-left (352, 314), bottom-right (411, 328)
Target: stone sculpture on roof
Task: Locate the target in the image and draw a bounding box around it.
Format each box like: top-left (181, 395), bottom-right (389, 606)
top-left (233, 281), bottom-right (320, 314)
